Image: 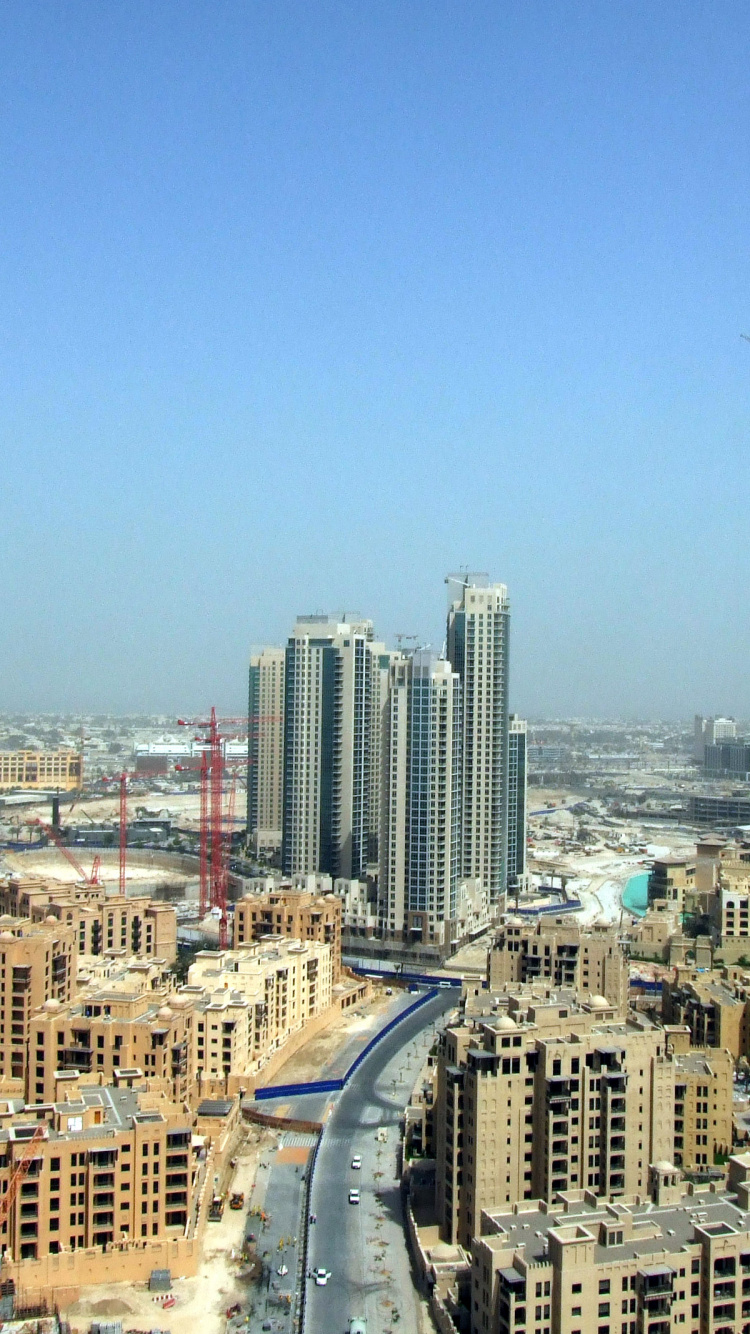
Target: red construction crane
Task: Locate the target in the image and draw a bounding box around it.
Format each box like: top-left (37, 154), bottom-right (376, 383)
top-left (177, 711), bottom-right (278, 948)
top-left (0, 1124), bottom-right (46, 1236)
top-left (102, 772), bottom-right (131, 895)
top-left (178, 711), bottom-right (249, 948)
top-left (28, 819), bottom-right (102, 886)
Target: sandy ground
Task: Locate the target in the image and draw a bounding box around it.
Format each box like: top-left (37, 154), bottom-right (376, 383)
top-left (3, 849), bottom-right (189, 888)
top-left (64, 1127), bottom-right (273, 1334)
top-left (267, 986), bottom-right (393, 1084)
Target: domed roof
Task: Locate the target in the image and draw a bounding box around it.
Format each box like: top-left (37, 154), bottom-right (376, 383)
top-left (0, 931), bottom-right (14, 941)
top-left (496, 1015), bottom-right (517, 1031)
top-left (430, 1241), bottom-right (461, 1261)
top-left (589, 995), bottom-right (609, 1009)
top-left (45, 914), bottom-right (58, 923)
top-left (44, 998), bottom-right (61, 1010)
top-left (654, 1160), bottom-right (674, 1172)
top-left (157, 1006), bottom-right (173, 1021)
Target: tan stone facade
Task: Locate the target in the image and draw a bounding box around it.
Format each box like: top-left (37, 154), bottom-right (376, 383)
top-left (434, 996), bottom-right (716, 1250)
top-left (471, 1158), bottom-right (750, 1334)
top-left (0, 877), bottom-right (177, 964)
top-left (233, 888), bottom-right (342, 980)
top-left (0, 750), bottom-right (82, 790)
top-left (662, 966), bottom-right (750, 1060)
top-left (488, 917), bottom-right (628, 1014)
top-left (0, 918), bottom-right (77, 1094)
top-left (187, 938), bottom-right (333, 1091)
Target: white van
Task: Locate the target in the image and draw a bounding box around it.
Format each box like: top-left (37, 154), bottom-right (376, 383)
top-left (349, 1321), bottom-right (367, 1334)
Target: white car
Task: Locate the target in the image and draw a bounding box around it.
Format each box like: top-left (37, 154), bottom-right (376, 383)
top-left (351, 1155), bottom-right (362, 1170)
top-left (277, 1263), bottom-right (289, 1277)
top-left (348, 1189), bottom-right (360, 1204)
top-left (312, 1267), bottom-right (331, 1286)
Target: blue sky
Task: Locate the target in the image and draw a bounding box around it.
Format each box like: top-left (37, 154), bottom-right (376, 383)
top-left (1, 2), bottom-right (749, 718)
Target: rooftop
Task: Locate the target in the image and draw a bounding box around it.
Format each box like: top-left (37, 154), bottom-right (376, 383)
top-left (481, 1188), bottom-right (750, 1267)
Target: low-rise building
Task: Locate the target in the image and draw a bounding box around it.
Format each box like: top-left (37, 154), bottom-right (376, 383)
top-left (0, 750), bottom-right (82, 791)
top-left (187, 937), bottom-right (333, 1091)
top-left (648, 855), bottom-right (697, 913)
top-left (0, 877), bottom-right (177, 964)
top-left (488, 917), bottom-right (629, 1014)
top-left (471, 1157), bottom-right (750, 1334)
top-left (28, 981), bottom-right (195, 1107)
top-left (233, 887), bottom-right (341, 979)
top-left (662, 966), bottom-right (750, 1060)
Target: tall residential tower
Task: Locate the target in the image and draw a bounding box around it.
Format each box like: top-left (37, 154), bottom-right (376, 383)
top-left (247, 647), bottom-right (286, 856)
top-left (380, 651), bottom-right (462, 948)
top-left (446, 574), bottom-right (510, 903)
top-left (281, 616), bottom-right (388, 879)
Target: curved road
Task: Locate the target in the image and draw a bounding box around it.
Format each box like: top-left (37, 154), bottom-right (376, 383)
top-left (305, 989), bottom-right (456, 1334)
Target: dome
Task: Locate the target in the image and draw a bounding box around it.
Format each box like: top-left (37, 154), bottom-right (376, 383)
top-left (589, 995), bottom-right (609, 1009)
top-left (430, 1241), bottom-right (461, 1262)
top-left (157, 1007), bottom-right (173, 1021)
top-left (496, 1015), bottom-right (517, 1031)
top-left (45, 914), bottom-right (58, 923)
top-left (0, 931), bottom-right (14, 942)
top-left (654, 1160), bottom-right (674, 1172)
top-left (44, 998), bottom-right (61, 1010)
top-left (593, 915), bottom-right (610, 928)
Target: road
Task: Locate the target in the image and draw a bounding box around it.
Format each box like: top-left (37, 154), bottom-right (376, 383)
top-left (242, 988), bottom-right (451, 1334)
top-left (305, 989), bottom-right (456, 1334)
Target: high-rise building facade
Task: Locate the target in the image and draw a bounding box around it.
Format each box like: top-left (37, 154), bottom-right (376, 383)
top-left (507, 715), bottom-right (527, 889)
top-left (380, 651), bottom-right (462, 946)
top-left (247, 647), bottom-right (286, 855)
top-left (447, 575), bottom-right (511, 903)
top-left (281, 616), bottom-right (387, 880)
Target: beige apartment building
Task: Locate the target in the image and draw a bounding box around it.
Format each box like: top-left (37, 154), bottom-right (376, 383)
top-left (471, 1156), bottom-right (750, 1334)
top-left (0, 918), bottom-right (77, 1093)
top-left (28, 982), bottom-right (195, 1107)
top-left (648, 855), bottom-right (697, 913)
top-left (0, 749), bottom-right (82, 790)
top-left (0, 1078), bottom-right (193, 1264)
top-left (0, 876), bottom-right (177, 964)
top-left (233, 887), bottom-right (342, 979)
top-left (186, 938), bottom-right (333, 1091)
top-left (488, 917), bottom-right (629, 1014)
top-left (436, 995), bottom-right (704, 1250)
top-left (662, 966), bottom-right (750, 1060)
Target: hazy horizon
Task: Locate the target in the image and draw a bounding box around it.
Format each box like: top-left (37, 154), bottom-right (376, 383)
top-left (2, 3), bottom-right (749, 719)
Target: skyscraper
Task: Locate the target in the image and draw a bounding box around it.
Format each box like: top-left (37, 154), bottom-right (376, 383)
top-left (247, 647), bottom-right (285, 856)
top-left (380, 651), bottom-right (462, 947)
top-left (446, 574), bottom-right (510, 904)
top-left (281, 615), bottom-right (387, 879)
top-left (507, 715), bottom-right (527, 890)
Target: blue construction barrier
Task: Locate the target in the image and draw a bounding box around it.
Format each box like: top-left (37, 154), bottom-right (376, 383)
top-left (255, 1077), bottom-right (343, 1101)
top-left (254, 987), bottom-right (441, 1101)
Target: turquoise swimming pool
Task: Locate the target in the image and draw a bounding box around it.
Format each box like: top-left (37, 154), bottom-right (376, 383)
top-left (622, 871), bottom-right (649, 917)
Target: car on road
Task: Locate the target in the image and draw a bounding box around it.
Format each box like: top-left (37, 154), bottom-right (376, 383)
top-left (208, 1196), bottom-right (224, 1221)
top-left (351, 1154), bottom-right (362, 1169)
top-left (348, 1189), bottom-right (360, 1204)
top-left (230, 1191), bottom-right (245, 1209)
top-left (276, 1263), bottom-right (289, 1277)
top-left (312, 1267), bottom-right (331, 1286)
